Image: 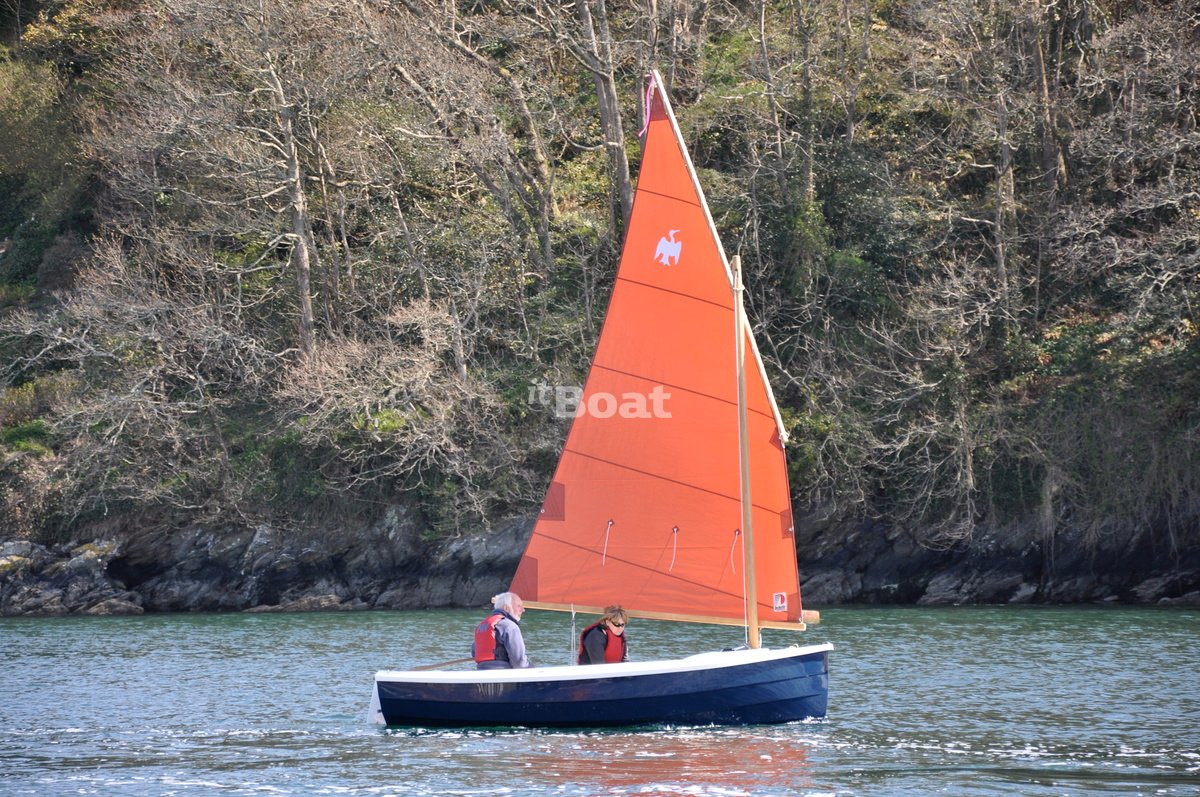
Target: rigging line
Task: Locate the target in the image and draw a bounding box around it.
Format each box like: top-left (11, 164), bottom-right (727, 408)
top-left (732, 528), bottom-right (751, 647)
top-left (570, 605), bottom-right (578, 667)
top-left (669, 526), bottom-right (678, 572)
top-left (601, 519), bottom-right (614, 565)
top-left (643, 524), bottom-right (679, 585)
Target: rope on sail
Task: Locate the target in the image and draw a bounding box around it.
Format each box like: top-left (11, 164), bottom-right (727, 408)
top-left (731, 528), bottom-right (751, 646)
top-left (669, 526), bottom-right (678, 572)
top-left (601, 519), bottom-right (614, 565)
top-left (570, 605), bottom-right (578, 666)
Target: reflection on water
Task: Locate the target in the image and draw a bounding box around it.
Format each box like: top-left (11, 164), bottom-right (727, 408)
top-left (368, 726), bottom-right (819, 796)
top-left (2, 606), bottom-right (1199, 796)
top-left (516, 729), bottom-right (811, 793)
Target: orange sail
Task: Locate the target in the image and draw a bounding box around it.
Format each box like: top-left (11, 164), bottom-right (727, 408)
top-left (510, 72), bottom-right (806, 632)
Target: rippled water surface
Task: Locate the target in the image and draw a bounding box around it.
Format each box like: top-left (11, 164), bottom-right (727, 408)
top-left (3, 605), bottom-right (1198, 795)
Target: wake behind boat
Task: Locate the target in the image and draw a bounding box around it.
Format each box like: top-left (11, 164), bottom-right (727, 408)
top-left (372, 69), bottom-right (831, 728)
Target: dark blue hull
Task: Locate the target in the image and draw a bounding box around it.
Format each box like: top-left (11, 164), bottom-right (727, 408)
top-left (373, 645), bottom-right (830, 728)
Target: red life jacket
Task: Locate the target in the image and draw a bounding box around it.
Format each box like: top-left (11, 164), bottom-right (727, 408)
top-left (473, 614), bottom-right (503, 664)
top-left (577, 621), bottom-right (627, 664)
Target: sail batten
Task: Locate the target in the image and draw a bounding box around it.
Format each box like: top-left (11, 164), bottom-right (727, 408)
top-left (633, 186), bottom-right (705, 209)
top-left (523, 543), bottom-right (762, 597)
top-left (587, 361), bottom-right (783, 424)
top-left (510, 70), bottom-right (807, 629)
top-left (612, 275), bottom-right (731, 310)
top-left (553, 448), bottom-right (801, 518)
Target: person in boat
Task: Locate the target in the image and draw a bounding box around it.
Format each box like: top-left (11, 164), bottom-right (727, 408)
top-left (472, 592), bottom-right (532, 669)
top-left (577, 605), bottom-right (629, 665)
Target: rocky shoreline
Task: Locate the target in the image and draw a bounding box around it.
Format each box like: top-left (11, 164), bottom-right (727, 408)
top-left (2, 504), bottom-right (1198, 617)
top-left (0, 505), bottom-right (527, 617)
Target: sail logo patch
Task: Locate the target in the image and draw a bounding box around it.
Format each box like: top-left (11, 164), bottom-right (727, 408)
top-left (654, 229), bottom-right (682, 266)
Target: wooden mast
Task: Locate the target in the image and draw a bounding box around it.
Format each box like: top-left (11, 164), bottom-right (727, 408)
top-left (732, 255), bottom-right (761, 649)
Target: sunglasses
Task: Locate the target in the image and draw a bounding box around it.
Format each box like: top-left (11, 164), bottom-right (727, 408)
top-left (609, 621), bottom-right (626, 627)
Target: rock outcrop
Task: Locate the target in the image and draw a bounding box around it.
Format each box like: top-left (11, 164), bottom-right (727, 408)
top-left (2, 503), bottom-right (1197, 616)
top-left (1, 539), bottom-right (144, 616)
top-left (2, 505), bottom-right (529, 616)
top-left (796, 509), bottom-right (1200, 607)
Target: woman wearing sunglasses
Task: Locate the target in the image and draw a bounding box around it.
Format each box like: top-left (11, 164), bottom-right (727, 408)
top-left (577, 605), bottom-right (629, 665)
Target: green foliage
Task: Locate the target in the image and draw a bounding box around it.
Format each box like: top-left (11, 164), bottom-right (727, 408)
top-left (412, 472), bottom-right (475, 540)
top-left (774, 200), bottom-right (892, 323)
top-left (0, 373), bottom-right (77, 426)
top-left (554, 150), bottom-right (610, 228)
top-left (0, 220), bottom-right (56, 284)
top-left (982, 447), bottom-right (1043, 520)
top-left (817, 146), bottom-right (914, 278)
top-left (0, 283), bottom-right (38, 307)
top-left (0, 175), bottom-right (27, 238)
top-left (784, 202), bottom-right (834, 279)
top-left (0, 47), bottom-right (91, 289)
top-left (228, 425), bottom-right (328, 505)
top-left (18, 0), bottom-right (110, 74)
top-left (1034, 316), bottom-right (1112, 379)
top-left (0, 418), bottom-right (54, 456)
top-left (489, 362), bottom-right (550, 424)
top-left (781, 405), bottom-right (836, 485)
top-left (351, 406), bottom-right (424, 436)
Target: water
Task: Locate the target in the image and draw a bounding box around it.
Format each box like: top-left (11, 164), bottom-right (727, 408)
top-left (2, 605), bottom-right (1198, 795)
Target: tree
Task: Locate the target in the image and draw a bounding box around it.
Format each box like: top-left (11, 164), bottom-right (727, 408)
top-left (5, 0), bottom-right (557, 528)
top-left (89, 0), bottom-right (406, 360)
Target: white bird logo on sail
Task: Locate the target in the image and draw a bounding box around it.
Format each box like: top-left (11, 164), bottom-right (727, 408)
top-left (654, 229), bottom-right (682, 266)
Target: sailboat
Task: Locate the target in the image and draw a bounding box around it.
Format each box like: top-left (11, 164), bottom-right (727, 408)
top-left (371, 70), bottom-right (831, 728)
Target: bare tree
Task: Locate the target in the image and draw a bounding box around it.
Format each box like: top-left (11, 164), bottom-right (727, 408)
top-left (2, 237), bottom-right (281, 522)
top-left (90, 0), bottom-right (413, 361)
top-left (834, 0), bottom-right (872, 146)
top-left (18, 0), bottom-right (547, 525)
top-left (500, 0), bottom-right (635, 225)
top-left (272, 299), bottom-right (515, 526)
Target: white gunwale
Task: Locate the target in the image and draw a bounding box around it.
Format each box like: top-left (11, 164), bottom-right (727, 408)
top-left (376, 642), bottom-right (834, 684)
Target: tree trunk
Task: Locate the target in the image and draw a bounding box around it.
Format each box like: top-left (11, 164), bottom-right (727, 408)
top-left (838, 0), bottom-right (871, 146)
top-left (1032, 15), bottom-right (1067, 202)
top-left (1029, 8), bottom-right (1068, 321)
top-left (993, 88), bottom-right (1015, 319)
top-left (275, 93), bottom-right (317, 360)
top-left (798, 0), bottom-right (817, 204)
top-left (577, 0), bottom-right (634, 225)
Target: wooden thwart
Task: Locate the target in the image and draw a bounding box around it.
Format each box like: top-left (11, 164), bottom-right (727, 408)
top-left (411, 656), bottom-right (474, 671)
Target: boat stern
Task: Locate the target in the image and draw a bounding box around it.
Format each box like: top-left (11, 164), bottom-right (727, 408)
top-left (367, 677), bottom-right (386, 725)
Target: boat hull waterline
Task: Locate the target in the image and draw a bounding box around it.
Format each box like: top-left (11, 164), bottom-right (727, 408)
top-left (371, 643), bottom-right (832, 728)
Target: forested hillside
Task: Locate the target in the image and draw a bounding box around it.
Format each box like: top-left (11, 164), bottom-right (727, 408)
top-left (2, 1), bottom-right (1197, 581)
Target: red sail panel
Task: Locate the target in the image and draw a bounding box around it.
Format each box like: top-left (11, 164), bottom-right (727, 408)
top-left (510, 73), bottom-right (801, 626)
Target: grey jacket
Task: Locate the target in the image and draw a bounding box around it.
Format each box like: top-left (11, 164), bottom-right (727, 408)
top-left (473, 610), bottom-right (532, 669)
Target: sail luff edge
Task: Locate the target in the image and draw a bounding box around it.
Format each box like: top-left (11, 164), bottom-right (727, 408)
top-left (646, 69), bottom-right (788, 442)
